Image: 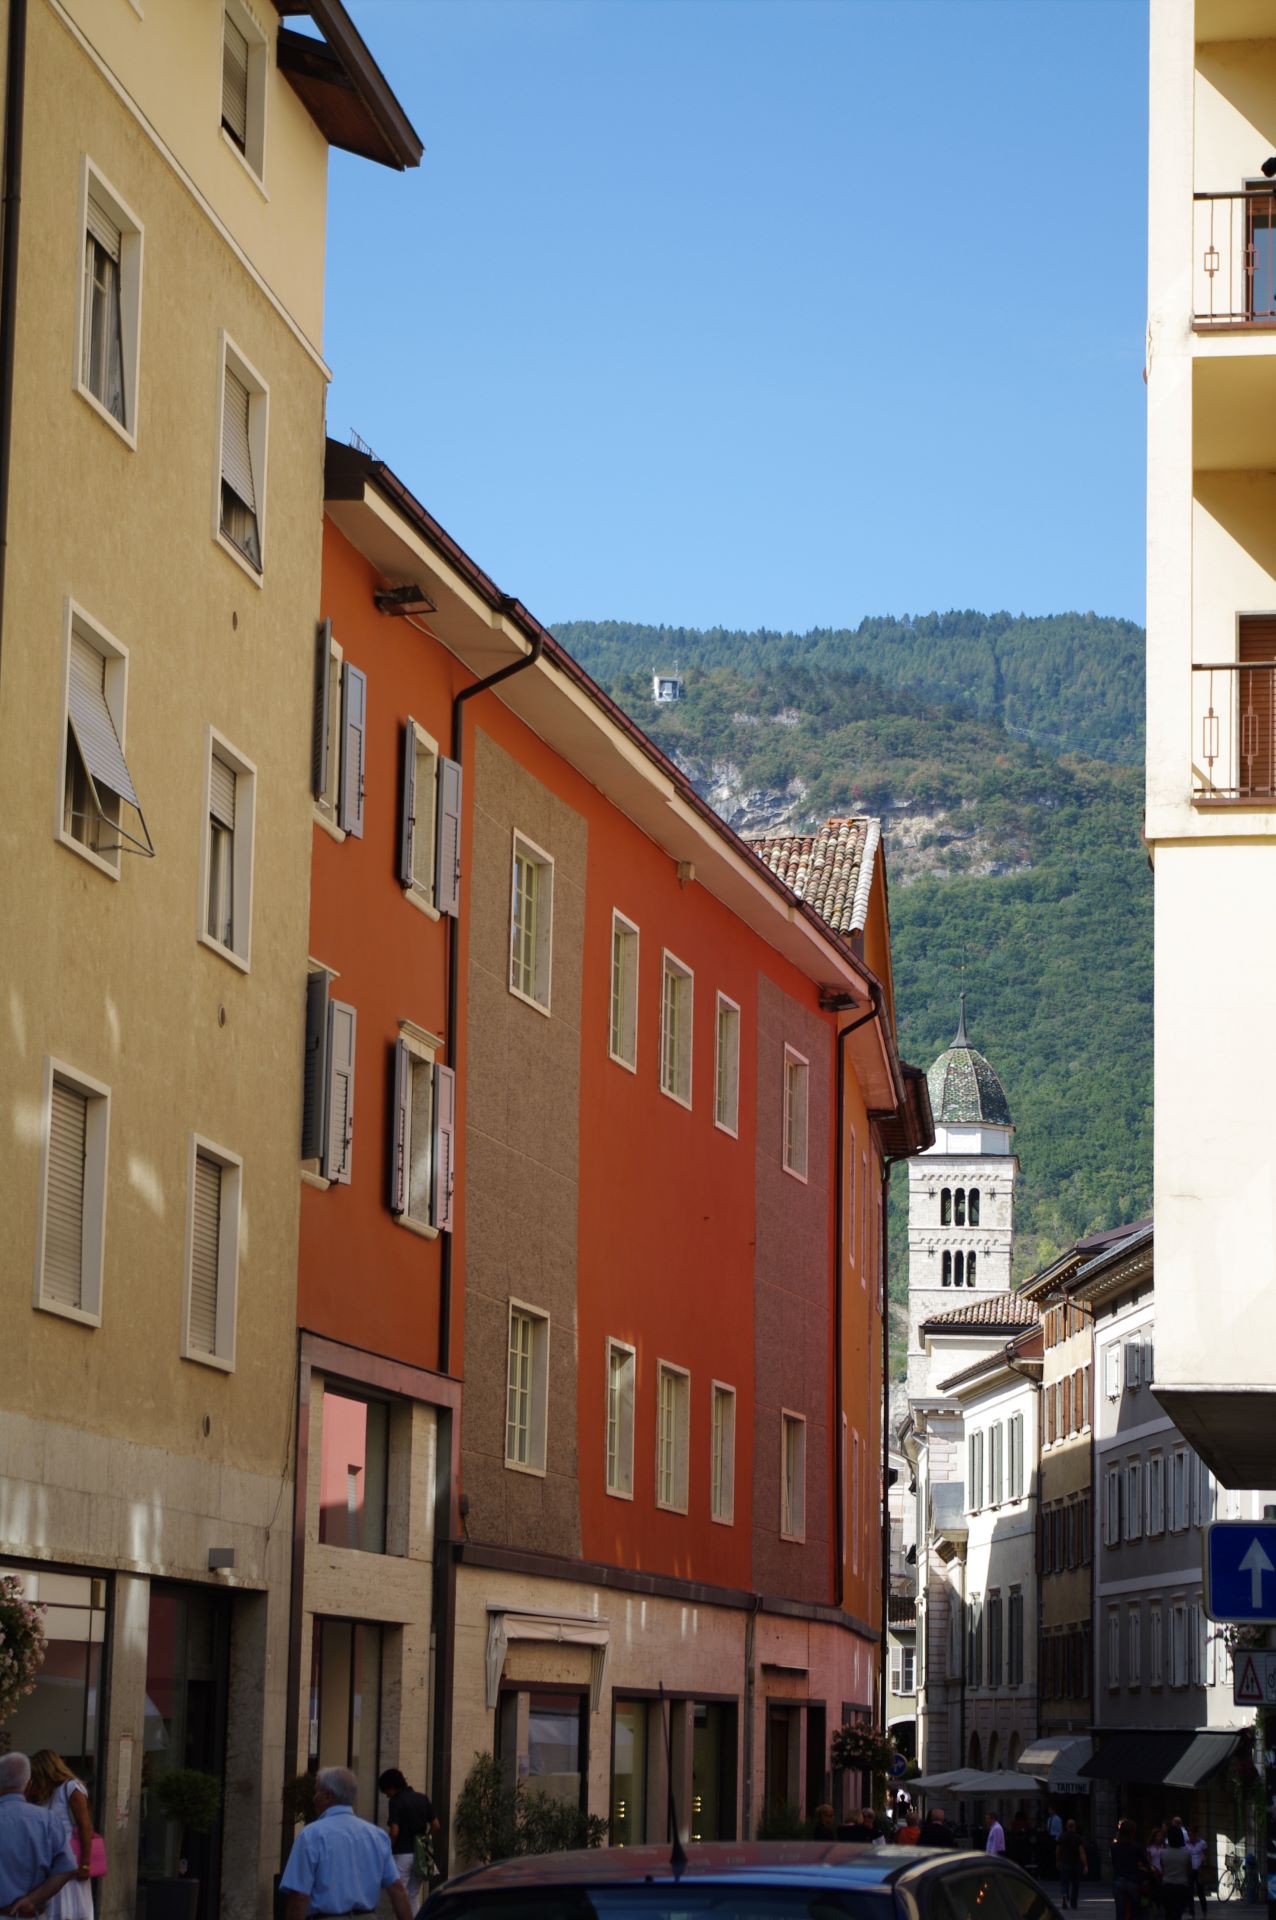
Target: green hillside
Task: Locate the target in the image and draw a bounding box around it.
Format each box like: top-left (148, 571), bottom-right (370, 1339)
top-left (554, 614), bottom-right (1152, 1370)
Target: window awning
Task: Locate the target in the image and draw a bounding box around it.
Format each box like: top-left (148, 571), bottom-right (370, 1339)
top-left (1019, 1736), bottom-right (1093, 1794)
top-left (68, 638), bottom-right (153, 855)
top-left (485, 1608), bottom-right (610, 1713)
top-left (1080, 1731), bottom-right (1240, 1788)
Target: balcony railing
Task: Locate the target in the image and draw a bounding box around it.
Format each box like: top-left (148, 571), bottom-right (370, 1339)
top-left (1192, 661), bottom-right (1276, 801)
top-left (1193, 190), bottom-right (1276, 327)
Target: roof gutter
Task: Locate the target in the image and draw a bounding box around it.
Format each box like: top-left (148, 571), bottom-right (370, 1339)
top-left (829, 997), bottom-right (877, 1610)
top-left (0, 0), bottom-right (28, 701)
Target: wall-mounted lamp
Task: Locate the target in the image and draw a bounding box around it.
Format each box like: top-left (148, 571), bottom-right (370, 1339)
top-left (375, 584), bottom-right (437, 617)
top-left (208, 1547), bottom-right (236, 1572)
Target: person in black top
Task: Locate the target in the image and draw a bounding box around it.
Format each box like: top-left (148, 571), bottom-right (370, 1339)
top-left (917, 1806), bottom-right (958, 1849)
top-left (1111, 1817), bottom-right (1150, 1920)
top-left (378, 1769), bottom-right (439, 1916)
top-left (837, 1808), bottom-right (880, 1842)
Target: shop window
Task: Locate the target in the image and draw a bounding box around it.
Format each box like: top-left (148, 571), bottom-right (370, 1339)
top-left (499, 1689), bottom-right (587, 1812)
top-left (692, 1702), bottom-right (737, 1841)
top-left (0, 1567), bottom-right (106, 1785)
top-left (142, 1584), bottom-right (230, 1918)
top-left (308, 1618), bottom-right (383, 1822)
top-left (318, 1390), bottom-right (390, 1554)
top-left (611, 1697), bottom-right (652, 1846)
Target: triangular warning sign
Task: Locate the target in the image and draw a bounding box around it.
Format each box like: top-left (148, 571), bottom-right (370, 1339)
top-left (1236, 1655), bottom-right (1264, 1704)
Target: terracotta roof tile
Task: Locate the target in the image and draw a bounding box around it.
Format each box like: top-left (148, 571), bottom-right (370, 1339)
top-left (922, 1290), bottom-right (1039, 1332)
top-left (749, 817), bottom-right (880, 938)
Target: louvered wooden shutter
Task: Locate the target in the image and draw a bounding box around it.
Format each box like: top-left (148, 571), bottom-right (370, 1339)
top-left (44, 1082), bottom-right (87, 1308)
top-left (221, 365), bottom-right (256, 511)
top-left (222, 13), bottom-right (249, 148)
top-left (432, 1062), bottom-right (456, 1232)
top-left (389, 1037), bottom-right (410, 1214)
top-left (339, 663), bottom-right (366, 838)
top-left (1238, 616), bottom-right (1276, 798)
top-left (435, 756), bottom-right (462, 917)
top-left (301, 972), bottom-right (330, 1160)
top-left (325, 1000), bottom-right (356, 1184)
top-left (86, 194), bottom-right (121, 263)
top-left (209, 754), bottom-right (236, 828)
top-left (69, 633), bottom-right (139, 807)
top-left (189, 1155), bottom-right (222, 1355)
top-left (398, 724), bottom-right (417, 889)
top-left (312, 622), bottom-right (332, 802)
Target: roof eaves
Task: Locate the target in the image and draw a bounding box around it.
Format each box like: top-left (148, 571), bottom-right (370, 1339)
top-left (274, 0), bottom-right (423, 169)
top-left (849, 818), bottom-right (881, 936)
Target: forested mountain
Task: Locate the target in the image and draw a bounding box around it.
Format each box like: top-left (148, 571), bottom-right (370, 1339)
top-left (554, 613), bottom-right (1151, 1372)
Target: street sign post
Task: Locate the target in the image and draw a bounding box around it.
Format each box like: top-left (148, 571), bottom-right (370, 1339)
top-left (1232, 1650), bottom-right (1276, 1706)
top-left (1205, 1521), bottom-right (1276, 1624)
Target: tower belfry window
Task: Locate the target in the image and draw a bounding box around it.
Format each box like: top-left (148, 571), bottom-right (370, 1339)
top-left (942, 1250), bottom-right (952, 1286)
top-left (966, 1250), bottom-right (977, 1287)
top-left (954, 1188), bottom-right (966, 1226)
top-left (954, 1250), bottom-right (965, 1287)
top-left (969, 1188), bottom-right (980, 1225)
top-left (941, 1188), bottom-right (951, 1225)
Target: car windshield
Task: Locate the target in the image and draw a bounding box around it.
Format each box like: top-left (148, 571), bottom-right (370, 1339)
top-left (427, 1890), bottom-right (891, 1920)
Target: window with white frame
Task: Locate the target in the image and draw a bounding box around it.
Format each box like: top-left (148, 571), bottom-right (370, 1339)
top-left (35, 1059), bottom-right (109, 1325)
top-left (1171, 1447), bottom-right (1190, 1532)
top-left (200, 731), bottom-right (255, 968)
top-left (77, 162), bottom-right (142, 441)
top-left (1170, 1601), bottom-right (1188, 1687)
top-left (895, 1645), bottom-right (916, 1695)
top-left (782, 1046), bottom-right (809, 1180)
top-left (1149, 1602), bottom-right (1164, 1686)
top-left (1128, 1603), bottom-right (1142, 1689)
top-left (300, 970), bottom-right (358, 1187)
top-left (1124, 1340), bottom-right (1142, 1391)
top-left (182, 1137), bottom-right (241, 1369)
top-left (656, 1362), bottom-right (690, 1512)
top-left (609, 914), bottom-right (639, 1070)
top-left (714, 993), bottom-right (739, 1134)
top-left (1008, 1411), bottom-right (1024, 1500)
top-left (1147, 1452), bottom-right (1165, 1535)
top-left (1104, 1464), bottom-right (1121, 1546)
top-left (989, 1422), bottom-right (1004, 1505)
top-left (510, 834), bottom-right (553, 1012)
top-left (781, 1411), bottom-right (806, 1541)
top-left (711, 1381), bottom-right (736, 1524)
top-left (221, 0), bottom-right (267, 178)
top-left (505, 1302), bottom-right (549, 1473)
top-left (59, 604), bottom-right (151, 873)
top-left (967, 1429), bottom-right (984, 1513)
top-left (1125, 1459), bottom-right (1142, 1540)
top-left (659, 952), bottom-right (693, 1107)
top-left (217, 335), bottom-right (267, 574)
top-left (605, 1340), bottom-right (635, 1499)
top-left (1107, 1607), bottom-right (1121, 1690)
top-left (388, 1023), bottom-right (455, 1235)
top-left (847, 1124), bottom-right (857, 1269)
top-left (860, 1152), bottom-right (869, 1277)
top-left (1103, 1341), bottom-right (1121, 1399)
top-left (399, 720), bottom-right (463, 917)
top-left (311, 621), bottom-right (343, 825)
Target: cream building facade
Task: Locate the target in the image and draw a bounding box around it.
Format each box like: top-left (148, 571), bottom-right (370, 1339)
top-left (0, 6), bottom-right (416, 1916)
top-left (1147, 0), bottom-right (1276, 1484)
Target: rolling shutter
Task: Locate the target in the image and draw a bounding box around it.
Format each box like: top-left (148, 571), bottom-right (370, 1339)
top-left (209, 754), bottom-right (236, 828)
top-left (1239, 616), bottom-right (1276, 798)
top-left (388, 1037), bottom-right (410, 1214)
top-left (312, 622), bottom-right (332, 802)
top-left (86, 194), bottom-right (121, 263)
top-left (189, 1154), bottom-right (222, 1355)
top-left (222, 13), bottom-right (249, 148)
top-left (221, 365), bottom-right (256, 511)
top-left (325, 1000), bottom-right (356, 1184)
top-left (68, 633), bottom-right (140, 809)
top-left (398, 723), bottom-right (417, 889)
top-left (301, 971), bottom-right (330, 1160)
top-left (44, 1082), bottom-right (87, 1309)
top-left (339, 664), bottom-right (366, 838)
top-left (435, 755), bottom-right (462, 917)
top-left (432, 1062), bottom-right (456, 1232)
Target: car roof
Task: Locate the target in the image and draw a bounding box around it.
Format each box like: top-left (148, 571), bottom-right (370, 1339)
top-left (436, 1841), bottom-right (997, 1896)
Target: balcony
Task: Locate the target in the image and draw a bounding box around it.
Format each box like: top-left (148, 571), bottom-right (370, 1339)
top-left (1193, 190), bottom-right (1276, 329)
top-left (1191, 660), bottom-right (1276, 802)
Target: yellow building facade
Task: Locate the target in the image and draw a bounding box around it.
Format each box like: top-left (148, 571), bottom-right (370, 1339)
top-left (0, 5), bottom-right (416, 1915)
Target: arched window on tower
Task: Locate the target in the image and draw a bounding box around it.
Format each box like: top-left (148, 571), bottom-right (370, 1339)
top-left (942, 1250), bottom-right (952, 1286)
top-left (967, 1251), bottom-right (977, 1288)
top-left (941, 1188), bottom-right (952, 1225)
top-left (969, 1188), bottom-right (981, 1226)
top-left (954, 1251), bottom-right (965, 1286)
top-left (955, 1188), bottom-right (966, 1226)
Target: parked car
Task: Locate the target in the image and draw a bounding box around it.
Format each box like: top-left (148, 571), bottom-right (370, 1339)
top-left (423, 1841), bottom-right (1067, 1920)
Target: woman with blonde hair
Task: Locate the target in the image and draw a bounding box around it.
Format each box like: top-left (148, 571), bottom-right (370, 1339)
top-left (26, 1750), bottom-right (94, 1920)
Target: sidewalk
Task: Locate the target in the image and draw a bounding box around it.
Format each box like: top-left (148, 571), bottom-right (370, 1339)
top-left (1061, 1893), bottom-right (1266, 1920)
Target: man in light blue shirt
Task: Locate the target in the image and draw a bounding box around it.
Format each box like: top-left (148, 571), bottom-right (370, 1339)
top-left (281, 1768), bottom-right (412, 1920)
top-left (0, 1752), bottom-right (76, 1918)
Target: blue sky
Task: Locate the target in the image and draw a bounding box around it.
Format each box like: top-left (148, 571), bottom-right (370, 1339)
top-left (326, 0), bottom-right (1149, 633)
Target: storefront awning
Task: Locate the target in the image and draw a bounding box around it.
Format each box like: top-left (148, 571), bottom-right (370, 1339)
top-left (485, 1608), bottom-right (610, 1713)
top-left (1080, 1731), bottom-right (1240, 1788)
top-left (1019, 1736), bottom-right (1093, 1795)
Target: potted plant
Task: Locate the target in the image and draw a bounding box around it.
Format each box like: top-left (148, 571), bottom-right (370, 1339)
top-left (0, 1573), bottom-right (46, 1725)
top-left (146, 1769), bottom-right (222, 1920)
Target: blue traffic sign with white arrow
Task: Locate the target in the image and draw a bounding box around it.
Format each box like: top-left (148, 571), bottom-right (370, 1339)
top-left (1205, 1521), bottom-right (1276, 1624)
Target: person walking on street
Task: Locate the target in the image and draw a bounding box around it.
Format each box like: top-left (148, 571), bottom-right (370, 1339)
top-left (986, 1813), bottom-right (1006, 1857)
top-left (837, 1808), bottom-right (879, 1843)
top-left (377, 1768), bottom-right (439, 1916)
top-left (1058, 1818), bottom-right (1088, 1910)
top-left (280, 1767), bottom-right (412, 1920)
top-left (1187, 1825), bottom-right (1208, 1917)
top-left (1111, 1818), bottom-right (1150, 1920)
top-left (1047, 1805), bottom-right (1064, 1876)
top-left (25, 1751), bottom-right (94, 1920)
top-left (0, 1753), bottom-right (76, 1920)
top-left (1161, 1823), bottom-right (1192, 1920)
top-left (917, 1806), bottom-right (958, 1849)
top-left (811, 1805), bottom-right (837, 1842)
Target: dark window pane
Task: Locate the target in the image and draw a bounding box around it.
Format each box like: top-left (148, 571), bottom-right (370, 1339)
top-left (319, 1392), bottom-right (389, 1553)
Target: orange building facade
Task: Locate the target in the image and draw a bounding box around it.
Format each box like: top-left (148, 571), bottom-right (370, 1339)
top-left (294, 441), bottom-right (931, 1861)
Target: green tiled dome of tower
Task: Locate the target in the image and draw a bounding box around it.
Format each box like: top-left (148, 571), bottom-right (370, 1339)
top-left (926, 997), bottom-right (1013, 1128)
